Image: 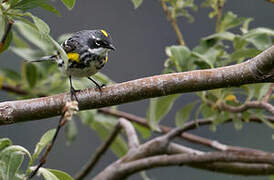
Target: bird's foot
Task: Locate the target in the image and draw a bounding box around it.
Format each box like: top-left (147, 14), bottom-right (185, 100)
top-left (70, 87), bottom-right (80, 102)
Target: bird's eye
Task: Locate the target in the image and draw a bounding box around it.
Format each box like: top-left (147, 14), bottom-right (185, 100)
top-left (95, 40), bottom-right (103, 47)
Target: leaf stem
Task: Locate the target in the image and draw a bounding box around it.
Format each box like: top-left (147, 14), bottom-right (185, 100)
top-left (0, 19), bottom-right (13, 52)
top-left (160, 0), bottom-right (185, 46)
top-left (215, 0), bottom-right (224, 32)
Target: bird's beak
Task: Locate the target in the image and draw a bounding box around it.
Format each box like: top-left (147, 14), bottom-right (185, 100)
top-left (107, 44), bottom-right (116, 51)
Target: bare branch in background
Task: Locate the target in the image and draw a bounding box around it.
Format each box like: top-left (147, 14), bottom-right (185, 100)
top-left (219, 101), bottom-right (274, 114)
top-left (92, 120), bottom-right (274, 180)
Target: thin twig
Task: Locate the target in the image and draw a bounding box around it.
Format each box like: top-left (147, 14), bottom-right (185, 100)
top-left (28, 101), bottom-right (78, 179)
top-left (1, 84), bottom-right (28, 95)
top-left (219, 101), bottom-right (274, 114)
top-left (0, 19), bottom-right (13, 52)
top-left (74, 122), bottom-right (122, 180)
top-left (216, 0), bottom-right (224, 32)
top-left (263, 83), bottom-right (274, 102)
top-left (160, 0), bottom-right (185, 45)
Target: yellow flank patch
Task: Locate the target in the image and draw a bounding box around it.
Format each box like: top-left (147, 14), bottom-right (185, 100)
top-left (105, 56), bottom-right (108, 63)
top-left (67, 53), bottom-right (80, 62)
top-left (100, 29), bottom-right (108, 37)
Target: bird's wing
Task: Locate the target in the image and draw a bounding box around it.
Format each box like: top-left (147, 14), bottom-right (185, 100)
top-left (61, 37), bottom-right (81, 53)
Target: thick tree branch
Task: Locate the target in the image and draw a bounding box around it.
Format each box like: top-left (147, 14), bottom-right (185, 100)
top-left (116, 152), bottom-right (274, 180)
top-left (93, 121), bottom-right (274, 180)
top-left (0, 46), bottom-right (273, 125)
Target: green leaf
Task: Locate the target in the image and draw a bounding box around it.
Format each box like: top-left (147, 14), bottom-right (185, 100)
top-left (219, 11), bottom-right (247, 32)
top-left (79, 112), bottom-right (128, 157)
top-left (39, 3), bottom-right (60, 16)
top-left (32, 129), bottom-right (56, 162)
top-left (175, 102), bottom-right (196, 127)
top-left (6, 152), bottom-right (24, 180)
top-left (61, 0), bottom-right (76, 10)
top-left (11, 47), bottom-right (42, 60)
top-left (192, 51), bottom-right (214, 69)
top-left (12, 31), bottom-right (29, 48)
top-left (79, 110), bottom-right (97, 125)
top-left (93, 72), bottom-right (114, 85)
top-left (200, 103), bottom-right (216, 118)
top-left (232, 114), bottom-right (243, 130)
top-left (64, 119), bottom-right (77, 145)
top-left (258, 83), bottom-right (271, 101)
top-left (240, 18), bottom-right (253, 33)
top-left (132, 0), bottom-right (143, 9)
top-left (14, 20), bottom-right (53, 52)
top-left (233, 35), bottom-right (247, 50)
top-left (133, 123), bottom-right (151, 139)
top-left (0, 145), bottom-right (32, 161)
top-left (38, 167), bottom-right (59, 180)
top-left (31, 15), bottom-right (50, 34)
top-left (48, 169), bottom-right (73, 180)
top-left (0, 139), bottom-right (12, 151)
top-left (11, 0), bottom-right (46, 11)
top-left (192, 40), bottom-right (223, 68)
top-left (203, 32), bottom-right (235, 41)
top-left (270, 175), bottom-right (274, 180)
top-left (47, 35), bottom-right (68, 69)
top-left (230, 49), bottom-right (260, 62)
top-left (243, 28), bottom-right (274, 38)
top-left (166, 45), bottom-right (191, 72)
top-left (246, 34), bottom-right (272, 50)
top-left (242, 28), bottom-right (274, 50)
top-left (25, 63), bottom-right (38, 88)
top-left (0, 69), bottom-right (21, 83)
top-left (147, 94), bottom-right (180, 131)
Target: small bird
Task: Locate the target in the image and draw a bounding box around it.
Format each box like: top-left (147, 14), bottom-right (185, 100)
top-left (30, 29), bottom-right (115, 100)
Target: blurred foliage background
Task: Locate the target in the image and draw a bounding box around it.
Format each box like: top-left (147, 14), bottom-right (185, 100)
top-left (0, 0), bottom-right (273, 179)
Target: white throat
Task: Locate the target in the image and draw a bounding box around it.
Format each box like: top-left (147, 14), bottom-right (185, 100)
top-left (89, 48), bottom-right (109, 56)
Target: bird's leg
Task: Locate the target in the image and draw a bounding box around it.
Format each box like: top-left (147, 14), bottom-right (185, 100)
top-left (69, 76), bottom-right (79, 101)
top-left (87, 77), bottom-right (105, 91)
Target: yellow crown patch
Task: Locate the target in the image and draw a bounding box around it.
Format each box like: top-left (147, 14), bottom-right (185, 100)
top-left (100, 29), bottom-right (108, 37)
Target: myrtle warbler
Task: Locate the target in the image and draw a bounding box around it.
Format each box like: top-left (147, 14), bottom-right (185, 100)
top-left (31, 29), bottom-right (115, 100)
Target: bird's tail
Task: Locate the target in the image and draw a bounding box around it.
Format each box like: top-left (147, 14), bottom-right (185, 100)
top-left (25, 55), bottom-right (58, 63)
